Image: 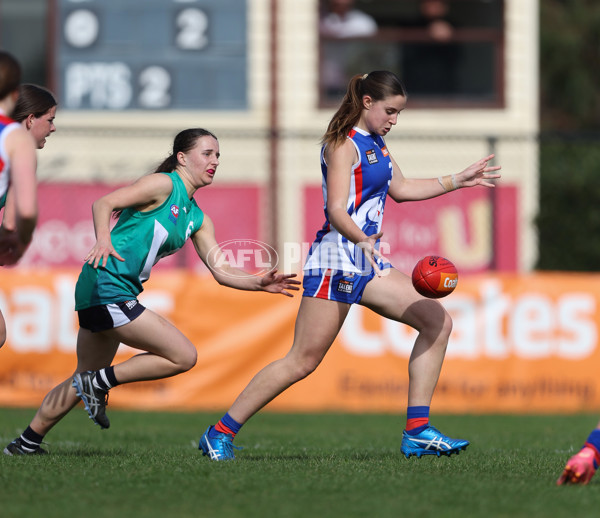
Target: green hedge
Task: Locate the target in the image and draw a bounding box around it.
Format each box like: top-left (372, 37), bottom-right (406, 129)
top-left (536, 136), bottom-right (600, 271)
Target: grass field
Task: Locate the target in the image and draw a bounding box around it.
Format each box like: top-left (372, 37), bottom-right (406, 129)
top-left (1, 408), bottom-right (599, 518)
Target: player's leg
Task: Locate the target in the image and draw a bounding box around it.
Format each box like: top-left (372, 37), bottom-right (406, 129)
top-left (359, 268), bottom-right (468, 458)
top-left (4, 329), bottom-right (119, 455)
top-left (229, 296), bottom-right (349, 421)
top-left (0, 309), bottom-right (6, 348)
top-left (360, 268), bottom-right (451, 406)
top-left (104, 308), bottom-right (197, 382)
top-left (199, 296), bottom-right (350, 460)
top-left (73, 308), bottom-right (197, 428)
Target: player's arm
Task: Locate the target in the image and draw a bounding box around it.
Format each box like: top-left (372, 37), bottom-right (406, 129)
top-left (84, 174), bottom-right (173, 268)
top-left (325, 139), bottom-right (371, 244)
top-left (387, 154), bottom-right (501, 203)
top-left (0, 128), bottom-right (37, 266)
top-left (325, 140), bottom-right (384, 271)
top-left (191, 215), bottom-right (299, 297)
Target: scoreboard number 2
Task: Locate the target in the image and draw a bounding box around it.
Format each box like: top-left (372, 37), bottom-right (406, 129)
top-left (175, 8), bottom-right (209, 50)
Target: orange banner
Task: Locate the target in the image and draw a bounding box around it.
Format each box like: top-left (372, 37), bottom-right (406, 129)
top-left (1, 269), bottom-right (599, 413)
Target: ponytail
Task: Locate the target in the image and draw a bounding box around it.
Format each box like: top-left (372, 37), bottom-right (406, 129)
top-left (150, 128), bottom-right (218, 175)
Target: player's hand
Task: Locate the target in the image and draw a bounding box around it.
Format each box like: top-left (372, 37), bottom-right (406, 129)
top-left (84, 238), bottom-right (125, 268)
top-left (357, 231), bottom-right (389, 277)
top-left (260, 270), bottom-right (301, 297)
top-left (557, 447), bottom-right (598, 485)
top-left (0, 228), bottom-right (29, 266)
top-left (454, 154), bottom-right (501, 189)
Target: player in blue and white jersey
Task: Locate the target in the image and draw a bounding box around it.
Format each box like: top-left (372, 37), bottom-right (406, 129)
top-left (0, 51), bottom-right (38, 349)
top-left (200, 71), bottom-right (501, 461)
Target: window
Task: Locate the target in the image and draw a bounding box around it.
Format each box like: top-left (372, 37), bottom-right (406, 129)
top-left (319, 0), bottom-right (504, 108)
top-left (0, 0), bottom-right (49, 86)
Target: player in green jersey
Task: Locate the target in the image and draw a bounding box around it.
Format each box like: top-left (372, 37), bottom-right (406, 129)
top-left (4, 128), bottom-right (299, 455)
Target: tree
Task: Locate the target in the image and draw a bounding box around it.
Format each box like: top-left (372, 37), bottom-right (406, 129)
top-left (540, 0), bottom-right (600, 131)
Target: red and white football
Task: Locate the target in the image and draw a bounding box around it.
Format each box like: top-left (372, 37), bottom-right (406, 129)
top-left (411, 255), bottom-right (458, 299)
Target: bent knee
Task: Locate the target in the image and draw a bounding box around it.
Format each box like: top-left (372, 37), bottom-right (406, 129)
top-left (440, 310), bottom-right (453, 337)
top-left (415, 303), bottom-right (453, 340)
top-left (288, 356), bottom-right (322, 382)
top-left (175, 345), bottom-right (197, 373)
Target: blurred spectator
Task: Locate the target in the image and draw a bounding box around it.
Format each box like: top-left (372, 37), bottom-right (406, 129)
top-left (320, 0), bottom-right (378, 99)
top-left (419, 0), bottom-right (454, 41)
top-left (320, 0), bottom-right (378, 38)
top-left (400, 0), bottom-right (460, 97)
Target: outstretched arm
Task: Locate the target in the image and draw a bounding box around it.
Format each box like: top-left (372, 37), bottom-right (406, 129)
top-left (192, 215), bottom-right (300, 296)
top-left (387, 154), bottom-right (501, 203)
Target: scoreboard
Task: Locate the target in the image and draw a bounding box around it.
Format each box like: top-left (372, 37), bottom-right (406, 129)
top-left (55, 0), bottom-right (247, 110)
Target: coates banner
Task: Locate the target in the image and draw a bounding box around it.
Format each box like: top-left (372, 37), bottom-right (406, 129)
top-left (0, 270), bottom-right (598, 414)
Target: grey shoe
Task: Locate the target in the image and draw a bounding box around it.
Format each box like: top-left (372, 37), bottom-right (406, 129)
top-left (4, 437), bottom-right (47, 456)
top-left (72, 371), bottom-right (110, 429)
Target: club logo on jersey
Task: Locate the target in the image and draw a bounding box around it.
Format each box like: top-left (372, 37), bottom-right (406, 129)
top-left (337, 279), bottom-right (354, 294)
top-left (366, 149), bottom-right (378, 164)
top-left (381, 146), bottom-right (389, 157)
top-left (169, 204), bottom-right (179, 224)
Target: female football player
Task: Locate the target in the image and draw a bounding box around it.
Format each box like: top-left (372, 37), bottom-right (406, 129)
top-left (199, 71), bottom-right (501, 461)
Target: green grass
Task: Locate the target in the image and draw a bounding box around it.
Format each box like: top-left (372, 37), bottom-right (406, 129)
top-left (1, 409), bottom-right (600, 518)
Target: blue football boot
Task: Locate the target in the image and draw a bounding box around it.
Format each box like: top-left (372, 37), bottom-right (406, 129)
top-left (401, 425), bottom-right (469, 458)
top-left (199, 425), bottom-right (240, 461)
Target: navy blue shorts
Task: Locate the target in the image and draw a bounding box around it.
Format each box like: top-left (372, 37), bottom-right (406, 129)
top-left (78, 299), bottom-right (146, 333)
top-left (302, 269), bottom-right (377, 304)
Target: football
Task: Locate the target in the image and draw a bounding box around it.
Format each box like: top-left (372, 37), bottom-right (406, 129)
top-left (411, 255), bottom-right (458, 298)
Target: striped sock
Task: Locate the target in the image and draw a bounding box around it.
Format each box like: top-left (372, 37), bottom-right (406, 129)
top-left (20, 426), bottom-right (44, 452)
top-left (405, 406), bottom-right (430, 435)
top-left (211, 412), bottom-right (242, 438)
top-left (93, 366), bottom-right (119, 391)
top-left (584, 429), bottom-right (600, 469)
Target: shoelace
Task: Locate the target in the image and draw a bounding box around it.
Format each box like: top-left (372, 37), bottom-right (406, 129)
top-left (219, 436), bottom-right (242, 456)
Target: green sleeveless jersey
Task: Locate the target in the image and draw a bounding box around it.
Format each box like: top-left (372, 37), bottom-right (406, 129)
top-left (75, 172), bottom-right (204, 310)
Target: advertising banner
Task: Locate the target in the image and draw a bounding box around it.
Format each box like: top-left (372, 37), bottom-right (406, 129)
top-left (17, 183), bottom-right (262, 270)
top-left (0, 270), bottom-right (598, 414)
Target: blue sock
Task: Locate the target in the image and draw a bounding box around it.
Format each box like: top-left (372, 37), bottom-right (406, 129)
top-left (584, 429), bottom-right (600, 469)
top-left (405, 406), bottom-right (430, 435)
top-left (210, 412), bottom-right (242, 438)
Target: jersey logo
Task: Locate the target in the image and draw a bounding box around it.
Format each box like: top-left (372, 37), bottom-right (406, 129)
top-left (337, 279), bottom-right (354, 294)
top-left (366, 149), bottom-right (378, 164)
top-left (381, 146), bottom-right (389, 157)
top-left (169, 204), bottom-right (179, 224)
top-left (124, 300), bottom-right (138, 310)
